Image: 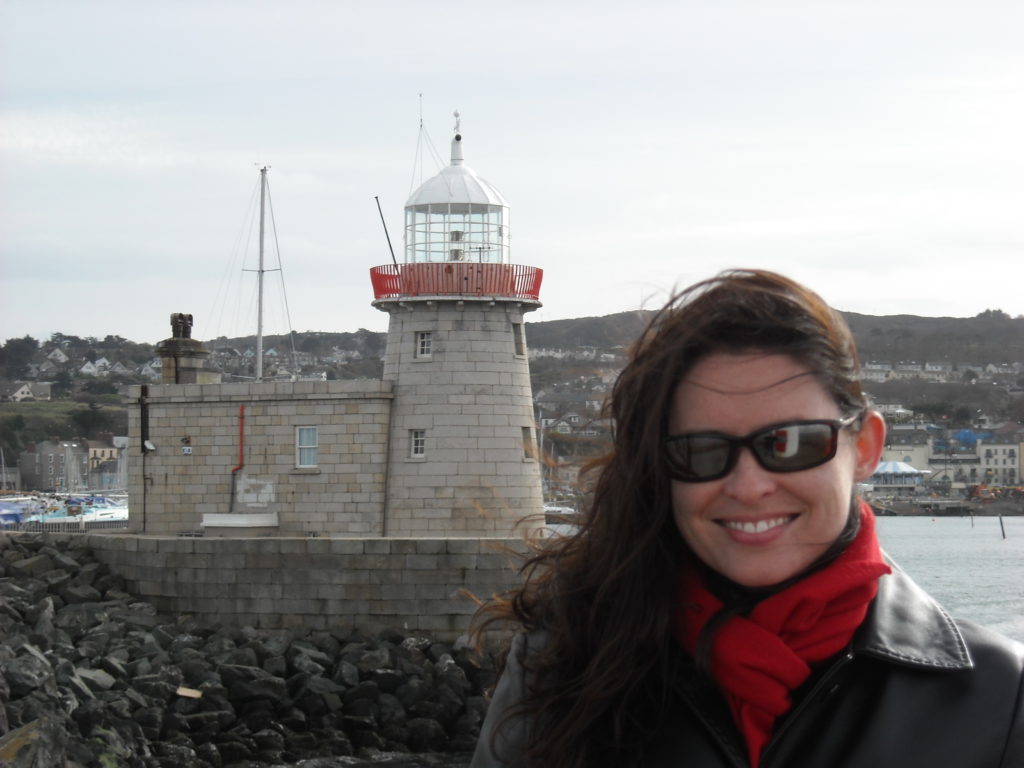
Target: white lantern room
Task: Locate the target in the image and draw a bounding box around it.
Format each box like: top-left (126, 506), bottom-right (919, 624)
top-left (403, 121), bottom-right (510, 265)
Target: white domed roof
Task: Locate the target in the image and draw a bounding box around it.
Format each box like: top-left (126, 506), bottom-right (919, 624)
top-left (405, 133), bottom-right (508, 208)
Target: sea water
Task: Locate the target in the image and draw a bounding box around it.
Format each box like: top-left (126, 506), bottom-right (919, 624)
top-left (876, 514), bottom-right (1024, 644)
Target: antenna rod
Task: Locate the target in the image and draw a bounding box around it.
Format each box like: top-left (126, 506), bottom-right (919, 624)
top-left (375, 196), bottom-right (399, 267)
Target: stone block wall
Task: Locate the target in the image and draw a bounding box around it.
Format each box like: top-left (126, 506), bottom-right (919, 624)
top-left (378, 298), bottom-right (544, 537)
top-left (86, 534), bottom-right (528, 640)
top-left (126, 380), bottom-right (393, 537)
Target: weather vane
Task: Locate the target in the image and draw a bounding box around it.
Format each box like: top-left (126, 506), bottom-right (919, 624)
top-left (453, 109), bottom-right (461, 133)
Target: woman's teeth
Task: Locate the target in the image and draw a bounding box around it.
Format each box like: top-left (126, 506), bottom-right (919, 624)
top-left (722, 516), bottom-right (791, 534)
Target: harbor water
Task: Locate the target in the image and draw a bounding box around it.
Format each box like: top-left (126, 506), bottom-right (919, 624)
top-left (876, 514), bottom-right (1024, 644)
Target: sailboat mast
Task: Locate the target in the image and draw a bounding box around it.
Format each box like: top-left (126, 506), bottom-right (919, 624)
top-left (256, 166), bottom-right (267, 381)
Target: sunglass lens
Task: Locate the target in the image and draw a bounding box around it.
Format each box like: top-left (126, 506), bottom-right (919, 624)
top-left (667, 436), bottom-right (731, 480)
top-left (754, 423), bottom-right (835, 470)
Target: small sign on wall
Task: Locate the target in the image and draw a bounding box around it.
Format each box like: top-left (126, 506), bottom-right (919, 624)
top-left (181, 447), bottom-right (193, 455)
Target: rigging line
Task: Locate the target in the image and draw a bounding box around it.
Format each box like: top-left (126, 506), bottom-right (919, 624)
top-left (423, 125), bottom-right (445, 168)
top-left (210, 176), bottom-right (261, 341)
top-left (409, 127), bottom-right (424, 197)
top-left (408, 115), bottom-right (446, 195)
top-left (264, 182), bottom-right (299, 370)
top-left (234, 183), bottom-right (263, 342)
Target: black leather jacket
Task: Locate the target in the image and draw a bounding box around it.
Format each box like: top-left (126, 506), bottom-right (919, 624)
top-left (471, 564), bottom-right (1024, 767)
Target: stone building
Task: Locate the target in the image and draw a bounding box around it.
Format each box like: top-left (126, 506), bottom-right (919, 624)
top-left (18, 440), bottom-right (90, 492)
top-left (126, 124), bottom-right (544, 541)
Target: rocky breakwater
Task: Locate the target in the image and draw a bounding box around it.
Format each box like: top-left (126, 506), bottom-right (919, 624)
top-left (0, 532), bottom-right (497, 767)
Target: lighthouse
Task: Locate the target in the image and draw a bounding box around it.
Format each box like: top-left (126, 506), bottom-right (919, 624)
top-left (370, 117), bottom-right (544, 537)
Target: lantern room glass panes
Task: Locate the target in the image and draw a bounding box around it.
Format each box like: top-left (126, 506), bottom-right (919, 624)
top-left (405, 203), bottom-right (510, 264)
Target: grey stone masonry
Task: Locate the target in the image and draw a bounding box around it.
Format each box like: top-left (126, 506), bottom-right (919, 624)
top-left (375, 297), bottom-right (544, 538)
top-left (84, 533), bottom-right (527, 639)
top-left (126, 379), bottom-right (393, 537)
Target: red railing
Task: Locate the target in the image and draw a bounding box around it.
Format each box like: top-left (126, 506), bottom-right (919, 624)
top-left (370, 263), bottom-right (543, 301)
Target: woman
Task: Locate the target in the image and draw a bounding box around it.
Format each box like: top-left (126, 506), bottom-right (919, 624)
top-left (470, 270), bottom-right (1024, 768)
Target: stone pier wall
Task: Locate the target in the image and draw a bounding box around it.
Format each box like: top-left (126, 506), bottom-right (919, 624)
top-left (85, 534), bottom-right (527, 640)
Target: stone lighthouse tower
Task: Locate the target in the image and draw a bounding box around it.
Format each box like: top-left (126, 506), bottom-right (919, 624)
top-left (370, 117), bottom-right (544, 537)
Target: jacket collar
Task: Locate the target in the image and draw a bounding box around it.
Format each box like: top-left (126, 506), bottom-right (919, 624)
top-left (853, 555), bottom-right (972, 670)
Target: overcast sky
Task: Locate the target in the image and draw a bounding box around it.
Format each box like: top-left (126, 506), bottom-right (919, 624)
top-left (2, 0), bottom-right (1022, 346)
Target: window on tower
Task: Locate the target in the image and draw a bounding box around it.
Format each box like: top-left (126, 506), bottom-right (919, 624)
top-left (522, 426), bottom-right (536, 460)
top-left (410, 430), bottom-right (426, 458)
top-left (415, 331), bottom-right (433, 359)
top-left (512, 323), bottom-right (526, 357)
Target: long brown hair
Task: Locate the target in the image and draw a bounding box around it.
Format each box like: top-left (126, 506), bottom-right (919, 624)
top-left (471, 269), bottom-right (868, 767)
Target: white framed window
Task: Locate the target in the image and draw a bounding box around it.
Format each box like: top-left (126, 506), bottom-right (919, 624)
top-left (410, 429), bottom-right (426, 458)
top-left (415, 331), bottom-right (433, 359)
top-left (296, 426), bottom-right (319, 468)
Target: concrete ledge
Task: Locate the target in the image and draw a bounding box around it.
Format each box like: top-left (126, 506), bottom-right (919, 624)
top-left (203, 512), bottom-right (280, 528)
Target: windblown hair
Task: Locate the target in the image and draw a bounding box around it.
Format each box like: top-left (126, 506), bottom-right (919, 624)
top-left (471, 269), bottom-right (868, 768)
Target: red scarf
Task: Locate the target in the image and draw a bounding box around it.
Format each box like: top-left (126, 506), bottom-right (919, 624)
top-left (676, 503), bottom-right (890, 767)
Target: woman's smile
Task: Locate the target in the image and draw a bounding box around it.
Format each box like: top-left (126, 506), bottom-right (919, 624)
top-left (718, 514), bottom-right (797, 537)
top-left (668, 353), bottom-right (876, 587)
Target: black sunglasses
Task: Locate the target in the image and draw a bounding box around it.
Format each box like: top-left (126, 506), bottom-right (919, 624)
top-left (664, 415), bottom-right (861, 483)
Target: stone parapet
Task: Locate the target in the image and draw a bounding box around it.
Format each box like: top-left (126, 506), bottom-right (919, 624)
top-left (85, 533), bottom-right (528, 640)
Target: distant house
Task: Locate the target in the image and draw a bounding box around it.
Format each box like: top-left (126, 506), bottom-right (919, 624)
top-left (28, 383), bottom-right (52, 401)
top-left (138, 363), bottom-right (162, 381)
top-left (860, 361), bottom-right (892, 383)
top-left (978, 440), bottom-right (1019, 486)
top-left (875, 402), bottom-right (914, 420)
top-left (326, 348), bottom-right (363, 363)
top-left (550, 418), bottom-right (574, 435)
top-left (922, 362), bottom-right (953, 382)
top-left (79, 361), bottom-right (99, 377)
top-left (87, 435), bottom-right (119, 471)
top-left (110, 361), bottom-right (132, 376)
top-left (986, 364), bottom-right (1017, 378)
top-left (1, 382), bottom-right (34, 402)
top-left (891, 362), bottom-right (923, 380)
top-left (47, 348), bottom-right (69, 364)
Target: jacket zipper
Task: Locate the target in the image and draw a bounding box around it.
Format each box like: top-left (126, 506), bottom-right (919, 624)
top-left (759, 649), bottom-right (856, 767)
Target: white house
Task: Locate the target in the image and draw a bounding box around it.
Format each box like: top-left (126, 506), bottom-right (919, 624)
top-left (2, 383), bottom-right (34, 402)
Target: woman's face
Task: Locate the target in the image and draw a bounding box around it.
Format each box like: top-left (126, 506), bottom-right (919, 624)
top-left (668, 353), bottom-right (883, 587)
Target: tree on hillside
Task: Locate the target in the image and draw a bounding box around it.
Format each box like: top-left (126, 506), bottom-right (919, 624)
top-left (2, 335), bottom-right (40, 378)
top-left (69, 403), bottom-right (114, 439)
top-left (48, 333), bottom-right (88, 355)
top-left (52, 371), bottom-right (74, 399)
top-left (0, 414), bottom-right (27, 460)
top-left (81, 380), bottom-right (118, 396)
